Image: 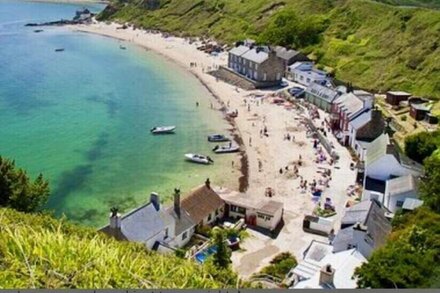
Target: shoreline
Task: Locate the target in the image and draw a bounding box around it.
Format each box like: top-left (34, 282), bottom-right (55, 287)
top-left (72, 24), bottom-right (250, 192)
top-left (68, 22), bottom-right (358, 277)
top-left (25, 0), bottom-right (109, 4)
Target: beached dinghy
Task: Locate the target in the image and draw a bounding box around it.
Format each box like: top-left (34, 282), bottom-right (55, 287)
top-left (150, 126), bottom-right (176, 134)
top-left (212, 144), bottom-right (239, 154)
top-left (185, 153), bottom-right (213, 164)
top-left (208, 134), bottom-right (230, 142)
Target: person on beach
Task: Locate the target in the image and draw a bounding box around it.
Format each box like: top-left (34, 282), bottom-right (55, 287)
top-left (258, 160), bottom-right (263, 172)
top-left (232, 161), bottom-right (234, 167)
top-left (247, 104), bottom-right (250, 112)
top-left (279, 168), bottom-right (283, 174)
top-left (249, 137), bottom-right (252, 146)
top-left (196, 102), bottom-right (199, 107)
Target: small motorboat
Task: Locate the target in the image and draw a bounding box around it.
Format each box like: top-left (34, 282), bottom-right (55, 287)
top-left (34, 29), bottom-right (43, 33)
top-left (150, 126), bottom-right (176, 134)
top-left (208, 134), bottom-right (229, 142)
top-left (119, 45), bottom-right (127, 50)
top-left (55, 48), bottom-right (65, 52)
top-left (212, 144), bottom-right (239, 154)
top-left (185, 153), bottom-right (213, 165)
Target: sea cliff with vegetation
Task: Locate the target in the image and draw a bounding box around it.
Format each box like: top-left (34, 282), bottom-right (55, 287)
top-left (97, 0), bottom-right (440, 99)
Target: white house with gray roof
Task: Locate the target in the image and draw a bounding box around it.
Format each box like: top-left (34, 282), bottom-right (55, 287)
top-left (383, 175), bottom-right (419, 213)
top-left (100, 193), bottom-right (176, 250)
top-left (363, 134), bottom-right (421, 181)
top-left (287, 62), bottom-right (332, 87)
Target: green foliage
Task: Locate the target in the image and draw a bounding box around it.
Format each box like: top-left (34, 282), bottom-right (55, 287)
top-left (257, 10), bottom-right (327, 48)
top-left (0, 156), bottom-right (49, 213)
top-left (0, 208), bottom-right (244, 289)
top-left (404, 130), bottom-right (440, 163)
top-left (101, 0), bottom-right (440, 98)
top-left (401, 114), bottom-right (407, 121)
top-left (419, 150), bottom-right (440, 212)
top-left (260, 252), bottom-right (297, 280)
top-left (212, 229), bottom-right (231, 269)
top-left (355, 207), bottom-right (440, 288)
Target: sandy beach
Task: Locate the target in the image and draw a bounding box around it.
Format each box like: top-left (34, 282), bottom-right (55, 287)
top-left (71, 22), bottom-right (358, 277)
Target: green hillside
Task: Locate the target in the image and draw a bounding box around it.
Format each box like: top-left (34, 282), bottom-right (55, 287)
top-left (0, 208), bottom-right (242, 289)
top-left (375, 0), bottom-right (440, 9)
top-left (99, 0), bottom-right (440, 99)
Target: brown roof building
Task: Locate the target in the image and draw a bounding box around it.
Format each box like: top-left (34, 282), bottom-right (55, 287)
top-left (385, 91), bottom-right (411, 106)
top-left (181, 179), bottom-right (225, 225)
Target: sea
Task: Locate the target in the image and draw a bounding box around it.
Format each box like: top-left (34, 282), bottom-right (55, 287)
top-left (0, 0), bottom-right (237, 227)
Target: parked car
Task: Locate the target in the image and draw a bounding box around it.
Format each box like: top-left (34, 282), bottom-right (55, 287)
top-left (288, 86), bottom-right (305, 98)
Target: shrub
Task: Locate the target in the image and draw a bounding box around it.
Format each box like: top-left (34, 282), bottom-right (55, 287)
top-left (260, 252), bottom-right (297, 280)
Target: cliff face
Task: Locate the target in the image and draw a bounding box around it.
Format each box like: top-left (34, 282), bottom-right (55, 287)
top-left (99, 0), bottom-right (440, 99)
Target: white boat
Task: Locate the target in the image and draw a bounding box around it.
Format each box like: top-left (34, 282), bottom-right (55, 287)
top-left (150, 125), bottom-right (176, 134)
top-left (208, 134), bottom-right (230, 142)
top-left (185, 153), bottom-right (213, 164)
top-left (212, 144), bottom-right (239, 154)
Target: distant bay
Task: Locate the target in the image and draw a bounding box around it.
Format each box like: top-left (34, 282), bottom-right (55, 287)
top-left (0, 0), bottom-right (237, 226)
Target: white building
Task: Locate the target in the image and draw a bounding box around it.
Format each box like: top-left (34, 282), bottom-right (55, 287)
top-left (217, 188), bottom-right (284, 231)
top-left (383, 175), bottom-right (419, 213)
top-left (287, 240), bottom-right (366, 289)
top-left (287, 62), bottom-right (332, 87)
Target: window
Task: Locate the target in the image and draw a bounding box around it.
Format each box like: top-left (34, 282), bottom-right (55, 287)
top-left (257, 213), bottom-right (273, 221)
top-left (215, 208), bottom-right (219, 216)
top-left (255, 63), bottom-right (258, 70)
top-left (306, 78), bottom-right (311, 83)
top-left (182, 231), bottom-right (188, 240)
top-left (208, 213), bottom-right (212, 221)
top-left (230, 205), bottom-right (246, 214)
top-left (396, 200), bottom-right (404, 208)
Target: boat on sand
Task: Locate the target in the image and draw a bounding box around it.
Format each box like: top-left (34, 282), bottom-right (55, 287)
top-left (185, 153), bottom-right (213, 164)
top-left (150, 125), bottom-right (176, 134)
top-left (212, 144), bottom-right (239, 154)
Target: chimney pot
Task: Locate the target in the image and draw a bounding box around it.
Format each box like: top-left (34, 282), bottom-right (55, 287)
top-left (205, 178), bottom-right (211, 189)
top-left (109, 207), bottom-right (121, 229)
top-left (319, 264), bottom-right (335, 287)
top-left (174, 188), bottom-right (181, 218)
top-left (150, 192), bottom-right (160, 211)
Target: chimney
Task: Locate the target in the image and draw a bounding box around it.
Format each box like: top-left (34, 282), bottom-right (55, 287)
top-left (174, 188), bottom-right (181, 218)
top-left (150, 192), bottom-right (160, 211)
top-left (319, 264), bottom-right (335, 287)
top-left (109, 207), bottom-right (121, 229)
top-left (205, 178), bottom-right (211, 189)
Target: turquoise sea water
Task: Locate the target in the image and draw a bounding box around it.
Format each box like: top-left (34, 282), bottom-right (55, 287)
top-left (0, 0), bottom-right (237, 226)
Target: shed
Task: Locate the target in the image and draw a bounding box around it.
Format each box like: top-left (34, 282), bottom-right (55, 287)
top-left (410, 103), bottom-right (430, 121)
top-left (386, 91), bottom-right (411, 106)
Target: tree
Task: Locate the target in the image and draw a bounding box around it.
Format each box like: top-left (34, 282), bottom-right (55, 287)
top-left (212, 229), bottom-right (231, 269)
top-left (419, 151), bottom-right (440, 212)
top-left (257, 10), bottom-right (327, 48)
top-left (404, 131), bottom-right (440, 163)
top-left (354, 208), bottom-right (440, 288)
top-left (0, 156), bottom-right (49, 213)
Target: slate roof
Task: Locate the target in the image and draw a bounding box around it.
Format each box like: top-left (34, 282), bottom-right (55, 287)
top-left (181, 184), bottom-right (224, 224)
top-left (229, 45), bottom-right (250, 56)
top-left (335, 200), bottom-right (392, 252)
top-left (166, 207), bottom-right (195, 236)
top-left (356, 110), bottom-right (385, 142)
top-left (350, 110), bottom-right (372, 130)
top-left (365, 133), bottom-right (392, 165)
top-left (306, 82), bottom-right (340, 103)
top-left (100, 202), bottom-right (170, 243)
top-left (241, 47), bottom-right (269, 64)
top-left (334, 92), bottom-right (365, 119)
top-left (275, 46), bottom-right (304, 61)
top-left (386, 175), bottom-right (418, 197)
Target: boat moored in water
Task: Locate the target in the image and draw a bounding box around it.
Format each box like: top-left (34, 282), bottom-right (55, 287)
top-left (55, 48), bottom-right (65, 52)
top-left (120, 45), bottom-right (126, 50)
top-left (212, 144), bottom-right (239, 154)
top-left (208, 134), bottom-right (229, 142)
top-left (150, 125), bottom-right (176, 134)
top-left (185, 153), bottom-right (213, 164)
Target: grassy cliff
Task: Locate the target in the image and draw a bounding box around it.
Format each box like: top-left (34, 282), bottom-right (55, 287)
top-left (0, 208), bottom-right (242, 289)
top-left (99, 0), bottom-right (440, 99)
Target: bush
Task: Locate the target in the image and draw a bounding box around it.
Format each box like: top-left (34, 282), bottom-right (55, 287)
top-left (404, 130), bottom-right (440, 163)
top-left (260, 252), bottom-right (297, 280)
top-left (401, 115), bottom-right (407, 121)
